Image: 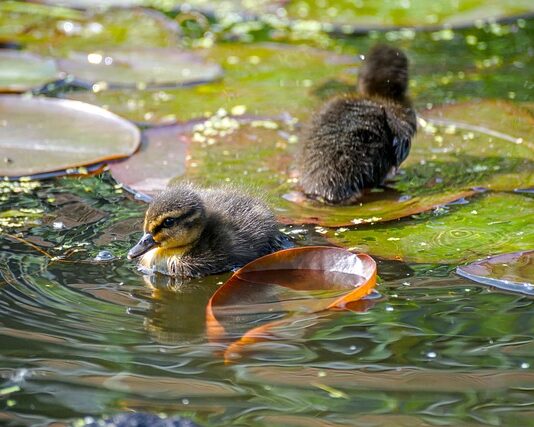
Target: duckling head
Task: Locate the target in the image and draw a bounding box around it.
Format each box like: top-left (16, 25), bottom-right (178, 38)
top-left (128, 184), bottom-right (206, 260)
top-left (358, 44), bottom-right (409, 102)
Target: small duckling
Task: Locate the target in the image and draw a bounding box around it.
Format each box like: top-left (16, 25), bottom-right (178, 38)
top-left (299, 44), bottom-right (417, 204)
top-left (128, 183), bottom-right (287, 278)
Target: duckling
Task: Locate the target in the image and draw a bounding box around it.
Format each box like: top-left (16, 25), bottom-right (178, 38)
top-left (128, 183), bottom-right (287, 278)
top-left (299, 44), bottom-right (417, 204)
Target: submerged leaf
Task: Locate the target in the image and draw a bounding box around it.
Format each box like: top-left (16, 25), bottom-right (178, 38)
top-left (58, 48), bottom-right (223, 89)
top-left (0, 50), bottom-right (59, 93)
top-left (206, 246), bottom-right (377, 361)
top-left (457, 250), bottom-right (534, 295)
top-left (331, 193), bottom-right (534, 264)
top-left (0, 95), bottom-right (140, 178)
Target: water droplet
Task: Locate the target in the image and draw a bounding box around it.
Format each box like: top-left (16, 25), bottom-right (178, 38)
top-left (521, 363), bottom-right (530, 369)
top-left (94, 250), bottom-right (115, 262)
top-left (427, 351), bottom-right (437, 358)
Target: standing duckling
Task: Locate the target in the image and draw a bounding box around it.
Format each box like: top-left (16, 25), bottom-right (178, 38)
top-left (128, 183), bottom-right (287, 278)
top-left (299, 44), bottom-right (417, 204)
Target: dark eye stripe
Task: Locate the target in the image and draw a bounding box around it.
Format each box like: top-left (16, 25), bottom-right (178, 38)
top-left (153, 210), bottom-right (197, 234)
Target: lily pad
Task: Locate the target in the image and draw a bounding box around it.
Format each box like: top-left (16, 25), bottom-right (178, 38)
top-left (330, 193), bottom-right (534, 265)
top-left (57, 48), bottom-right (223, 89)
top-left (37, 0), bottom-right (146, 8)
top-left (109, 123), bottom-right (194, 198)
top-left (0, 50), bottom-right (60, 93)
top-left (66, 43), bottom-right (357, 124)
top-left (115, 99), bottom-right (533, 228)
top-left (283, 0), bottom-right (534, 31)
top-left (0, 95), bottom-right (141, 178)
top-left (206, 246), bottom-right (377, 361)
top-left (39, 0), bottom-right (283, 14)
top-left (1, 6), bottom-right (178, 50)
top-left (457, 250), bottom-right (534, 295)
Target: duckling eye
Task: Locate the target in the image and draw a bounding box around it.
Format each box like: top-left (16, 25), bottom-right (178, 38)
top-left (162, 217), bottom-right (178, 228)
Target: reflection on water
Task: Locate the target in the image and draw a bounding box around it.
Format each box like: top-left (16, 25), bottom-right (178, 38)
top-left (0, 177), bottom-right (533, 426)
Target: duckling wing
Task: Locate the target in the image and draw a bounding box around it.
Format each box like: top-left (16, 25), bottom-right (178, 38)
top-left (392, 136), bottom-right (411, 166)
top-left (384, 105), bottom-right (417, 166)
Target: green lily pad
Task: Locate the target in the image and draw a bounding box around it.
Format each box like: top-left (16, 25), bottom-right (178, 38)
top-left (0, 50), bottom-right (60, 93)
top-left (457, 250), bottom-right (534, 295)
top-left (330, 193), bottom-right (534, 264)
top-left (1, 5), bottom-right (177, 49)
top-left (37, 0), bottom-right (146, 8)
top-left (283, 0), bottom-right (534, 31)
top-left (117, 100), bottom-right (533, 228)
top-left (66, 43), bottom-right (357, 124)
top-left (0, 95), bottom-right (141, 178)
top-left (39, 0), bottom-right (283, 14)
top-left (57, 48), bottom-right (223, 89)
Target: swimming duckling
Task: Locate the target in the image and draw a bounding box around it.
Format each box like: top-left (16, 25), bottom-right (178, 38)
top-left (128, 183), bottom-right (287, 278)
top-left (299, 44), bottom-right (417, 204)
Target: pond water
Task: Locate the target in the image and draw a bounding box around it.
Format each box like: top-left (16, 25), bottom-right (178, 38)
top-left (1, 1), bottom-right (533, 426)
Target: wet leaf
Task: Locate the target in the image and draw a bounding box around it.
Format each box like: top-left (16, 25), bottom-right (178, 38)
top-left (331, 193), bottom-right (534, 265)
top-left (67, 43), bottom-right (357, 124)
top-left (109, 123), bottom-right (193, 198)
top-left (0, 95), bottom-right (141, 178)
top-left (58, 48), bottom-right (223, 89)
top-left (39, 0), bottom-right (283, 14)
top-left (0, 50), bottom-right (60, 93)
top-left (457, 250), bottom-right (534, 295)
top-left (37, 0), bottom-right (146, 8)
top-left (1, 7), bottom-right (177, 50)
top-left (206, 246), bottom-right (377, 361)
top-left (283, 0), bottom-right (534, 31)
top-left (117, 100), bottom-right (533, 228)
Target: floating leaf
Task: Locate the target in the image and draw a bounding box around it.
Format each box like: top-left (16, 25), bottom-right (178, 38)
top-left (109, 123), bottom-right (194, 198)
top-left (57, 48), bottom-right (223, 89)
top-left (206, 246), bottom-right (377, 361)
top-left (116, 100), bottom-right (533, 228)
top-left (0, 50), bottom-right (60, 93)
top-left (37, 0), bottom-right (146, 8)
top-left (67, 43), bottom-right (356, 124)
top-left (1, 7), bottom-right (177, 49)
top-left (331, 193), bottom-right (534, 265)
top-left (0, 95), bottom-right (140, 178)
top-left (278, 189), bottom-right (476, 227)
top-left (457, 250), bottom-right (534, 295)
top-left (39, 0), bottom-right (283, 14)
top-left (283, 0), bottom-right (534, 31)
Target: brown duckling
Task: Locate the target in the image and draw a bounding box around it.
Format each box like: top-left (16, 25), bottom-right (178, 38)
top-left (128, 183), bottom-right (287, 278)
top-left (299, 44), bottom-right (417, 204)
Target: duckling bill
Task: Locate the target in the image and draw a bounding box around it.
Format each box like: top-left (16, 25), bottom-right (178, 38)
top-left (128, 183), bottom-right (287, 278)
top-left (299, 44), bottom-right (417, 204)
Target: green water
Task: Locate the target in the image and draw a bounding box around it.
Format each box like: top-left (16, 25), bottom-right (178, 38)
top-left (1, 1), bottom-right (534, 426)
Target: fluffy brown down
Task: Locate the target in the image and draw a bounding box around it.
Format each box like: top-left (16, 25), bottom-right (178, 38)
top-left (140, 183), bottom-right (287, 278)
top-left (299, 44), bottom-right (417, 204)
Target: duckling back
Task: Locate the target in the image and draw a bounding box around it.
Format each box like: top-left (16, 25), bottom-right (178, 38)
top-left (198, 186), bottom-right (286, 264)
top-left (168, 185), bottom-right (286, 277)
top-left (299, 44), bottom-right (416, 205)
